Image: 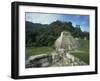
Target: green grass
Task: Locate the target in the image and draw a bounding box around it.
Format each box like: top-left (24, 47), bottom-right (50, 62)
top-left (71, 52), bottom-right (89, 64)
top-left (78, 39), bottom-right (89, 52)
top-left (26, 47), bottom-right (54, 60)
top-left (70, 39), bottom-right (89, 64)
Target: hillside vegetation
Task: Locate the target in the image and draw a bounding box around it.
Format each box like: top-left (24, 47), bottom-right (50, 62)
top-left (26, 20), bottom-right (89, 47)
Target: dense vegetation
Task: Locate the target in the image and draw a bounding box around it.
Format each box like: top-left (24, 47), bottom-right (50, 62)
top-left (26, 20), bottom-right (89, 47)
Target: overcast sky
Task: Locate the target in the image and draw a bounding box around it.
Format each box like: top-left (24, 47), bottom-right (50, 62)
top-left (25, 12), bottom-right (89, 32)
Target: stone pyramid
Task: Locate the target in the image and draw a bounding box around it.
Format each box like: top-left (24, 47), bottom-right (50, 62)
top-left (55, 31), bottom-right (80, 51)
top-left (61, 31), bottom-right (80, 50)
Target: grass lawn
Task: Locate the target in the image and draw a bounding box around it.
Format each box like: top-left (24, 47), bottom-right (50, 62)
top-left (26, 46), bottom-right (54, 60)
top-left (70, 39), bottom-right (89, 64)
top-left (71, 52), bottom-right (89, 64)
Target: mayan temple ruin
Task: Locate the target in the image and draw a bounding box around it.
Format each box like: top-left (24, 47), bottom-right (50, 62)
top-left (26, 31), bottom-right (87, 68)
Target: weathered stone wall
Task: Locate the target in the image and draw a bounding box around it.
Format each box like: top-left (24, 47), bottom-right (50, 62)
top-left (26, 54), bottom-right (52, 68)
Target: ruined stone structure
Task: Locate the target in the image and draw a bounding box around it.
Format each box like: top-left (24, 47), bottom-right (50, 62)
top-left (55, 31), bottom-right (80, 51)
top-left (26, 31), bottom-right (86, 68)
top-left (26, 54), bottom-right (52, 68)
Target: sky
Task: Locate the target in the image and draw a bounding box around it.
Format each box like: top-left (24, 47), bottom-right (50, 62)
top-left (25, 12), bottom-right (89, 32)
